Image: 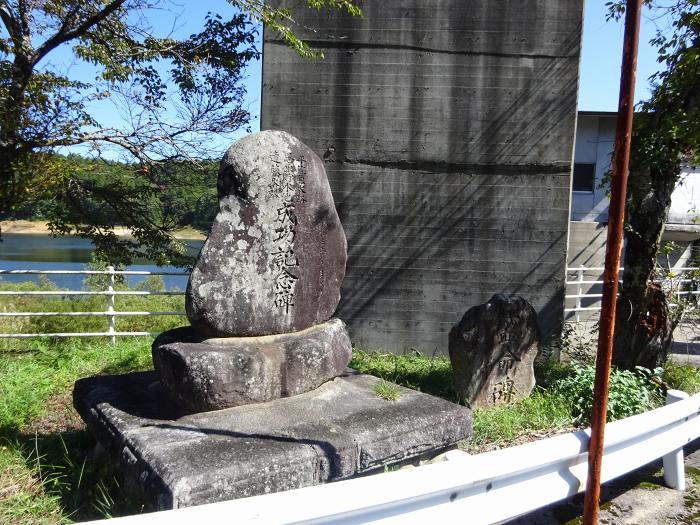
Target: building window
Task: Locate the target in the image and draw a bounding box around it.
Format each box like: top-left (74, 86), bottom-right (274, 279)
top-left (573, 163), bottom-right (596, 192)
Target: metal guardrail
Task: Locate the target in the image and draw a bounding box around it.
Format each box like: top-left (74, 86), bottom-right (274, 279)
top-left (83, 389), bottom-right (700, 525)
top-left (0, 266), bottom-right (188, 344)
top-left (565, 265), bottom-right (700, 321)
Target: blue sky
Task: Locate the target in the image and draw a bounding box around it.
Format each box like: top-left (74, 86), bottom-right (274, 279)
top-left (31, 1), bottom-right (669, 156)
top-left (579, 1), bottom-right (667, 111)
top-left (246, 2), bottom-right (668, 124)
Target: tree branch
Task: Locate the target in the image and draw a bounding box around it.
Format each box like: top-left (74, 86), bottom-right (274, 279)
top-left (0, 1), bottom-right (22, 49)
top-left (32, 0), bottom-right (127, 66)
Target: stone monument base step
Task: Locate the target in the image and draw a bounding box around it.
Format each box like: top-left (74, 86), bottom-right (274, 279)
top-left (73, 370), bottom-right (471, 510)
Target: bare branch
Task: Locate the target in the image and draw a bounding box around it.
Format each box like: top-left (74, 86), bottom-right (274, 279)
top-left (32, 0), bottom-right (127, 66)
top-left (0, 1), bottom-right (23, 49)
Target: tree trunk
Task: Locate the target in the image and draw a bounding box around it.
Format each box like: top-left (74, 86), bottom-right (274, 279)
top-left (612, 166), bottom-right (678, 369)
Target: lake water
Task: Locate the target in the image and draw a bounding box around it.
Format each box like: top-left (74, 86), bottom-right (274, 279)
top-left (0, 233), bottom-right (203, 290)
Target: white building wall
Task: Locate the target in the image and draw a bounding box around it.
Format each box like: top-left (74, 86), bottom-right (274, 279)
top-left (571, 113), bottom-right (615, 221)
top-left (668, 167), bottom-right (700, 225)
top-left (568, 113), bottom-right (699, 269)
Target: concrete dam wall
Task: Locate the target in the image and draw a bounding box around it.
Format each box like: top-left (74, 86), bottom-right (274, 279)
top-left (262, 1), bottom-right (583, 353)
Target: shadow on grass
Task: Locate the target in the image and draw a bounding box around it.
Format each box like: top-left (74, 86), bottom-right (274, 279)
top-left (99, 351), bottom-right (153, 377)
top-left (0, 425), bottom-right (146, 522)
top-left (0, 352), bottom-right (157, 522)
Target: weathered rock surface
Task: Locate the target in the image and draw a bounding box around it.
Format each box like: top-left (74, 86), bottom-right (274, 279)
top-left (152, 319), bottom-right (352, 412)
top-left (73, 370), bottom-right (472, 509)
top-left (448, 294), bottom-right (540, 408)
top-left (186, 130), bottom-right (347, 337)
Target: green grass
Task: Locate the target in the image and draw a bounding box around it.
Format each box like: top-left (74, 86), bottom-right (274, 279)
top-left (664, 361), bottom-right (700, 394)
top-left (0, 276), bottom-right (177, 522)
top-left (0, 442), bottom-right (65, 525)
top-left (350, 349), bottom-right (458, 401)
top-left (470, 389), bottom-right (574, 448)
top-left (1, 301), bottom-right (699, 524)
top-left (0, 337), bottom-right (154, 523)
top-left (0, 338), bottom-right (153, 433)
top-left (373, 381), bottom-right (400, 401)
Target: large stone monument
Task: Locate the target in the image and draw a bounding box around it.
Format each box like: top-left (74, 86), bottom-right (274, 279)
top-left (153, 131), bottom-right (352, 412)
top-left (74, 131), bottom-right (471, 509)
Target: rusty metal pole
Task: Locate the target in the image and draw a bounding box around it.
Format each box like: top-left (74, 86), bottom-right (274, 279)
top-left (582, 1), bottom-right (643, 523)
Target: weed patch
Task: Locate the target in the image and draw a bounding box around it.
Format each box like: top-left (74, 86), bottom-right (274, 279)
top-left (469, 390), bottom-right (574, 451)
top-left (350, 349), bottom-right (457, 401)
top-left (373, 381), bottom-right (400, 401)
top-left (664, 362), bottom-right (700, 394)
top-left (556, 364), bottom-right (663, 424)
top-left (0, 442), bottom-right (66, 525)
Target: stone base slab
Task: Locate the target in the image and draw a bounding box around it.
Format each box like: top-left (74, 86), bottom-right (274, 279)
top-left (73, 370), bottom-right (471, 510)
top-left (152, 318), bottom-right (352, 412)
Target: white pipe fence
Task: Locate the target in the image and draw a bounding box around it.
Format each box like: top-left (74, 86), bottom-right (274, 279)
top-left (565, 265), bottom-right (700, 320)
top-left (3, 264), bottom-right (699, 340)
top-left (83, 389), bottom-right (700, 525)
top-left (0, 267), bottom-right (188, 343)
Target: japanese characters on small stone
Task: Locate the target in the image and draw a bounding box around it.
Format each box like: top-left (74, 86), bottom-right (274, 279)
top-left (449, 294), bottom-right (540, 409)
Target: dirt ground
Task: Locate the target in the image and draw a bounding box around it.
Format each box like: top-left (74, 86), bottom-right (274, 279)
top-left (0, 219), bottom-right (205, 240)
top-left (503, 440), bottom-right (700, 525)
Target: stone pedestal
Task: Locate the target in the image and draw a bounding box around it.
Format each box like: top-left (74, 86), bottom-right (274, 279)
top-left (153, 319), bottom-right (352, 412)
top-left (73, 370), bottom-right (471, 510)
top-left (73, 131), bottom-right (472, 511)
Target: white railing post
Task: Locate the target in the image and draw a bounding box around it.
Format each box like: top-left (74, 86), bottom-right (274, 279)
top-left (0, 268), bottom-right (188, 341)
top-left (576, 265), bottom-right (584, 323)
top-left (106, 265), bottom-right (116, 346)
top-left (663, 389), bottom-right (690, 490)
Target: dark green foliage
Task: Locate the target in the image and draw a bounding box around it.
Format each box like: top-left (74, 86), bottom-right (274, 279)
top-left (0, 1), bottom-right (361, 267)
top-left (534, 357), bottom-right (578, 390)
top-left (4, 154), bottom-right (218, 267)
top-left (556, 364), bottom-right (663, 425)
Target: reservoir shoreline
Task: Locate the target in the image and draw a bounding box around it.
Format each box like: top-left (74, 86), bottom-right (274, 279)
top-left (1, 220), bottom-right (206, 241)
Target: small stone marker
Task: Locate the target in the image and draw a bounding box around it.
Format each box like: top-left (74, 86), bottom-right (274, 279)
top-left (186, 130), bottom-right (347, 337)
top-left (448, 294), bottom-right (540, 408)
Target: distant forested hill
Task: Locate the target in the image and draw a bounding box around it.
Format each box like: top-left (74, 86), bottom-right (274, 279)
top-left (4, 154), bottom-right (219, 233)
